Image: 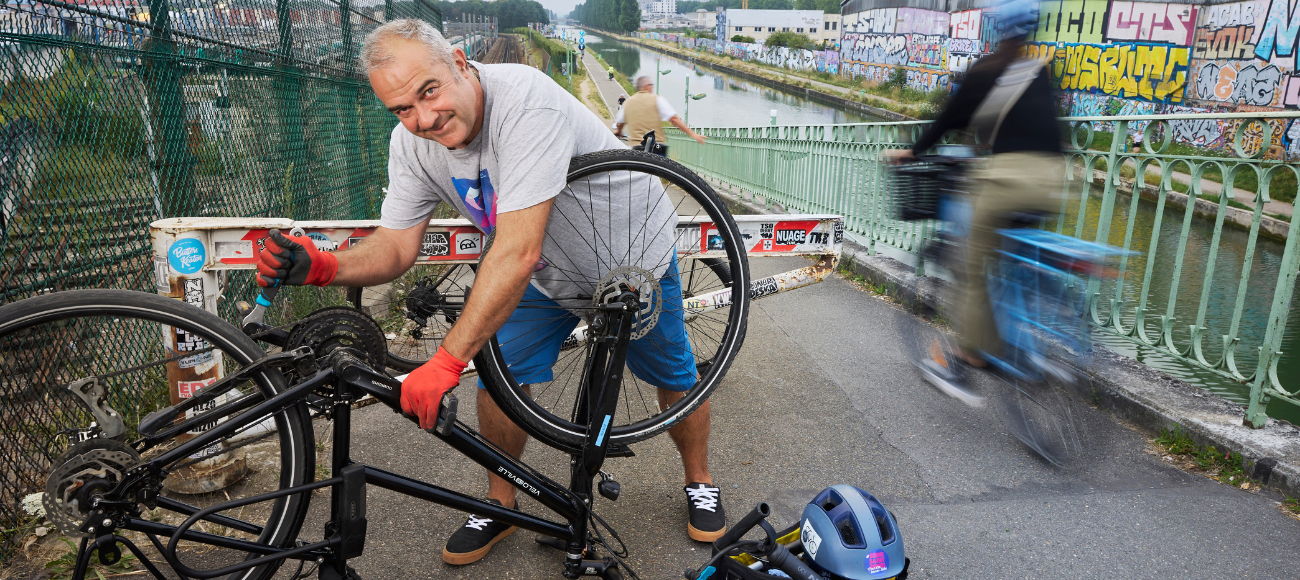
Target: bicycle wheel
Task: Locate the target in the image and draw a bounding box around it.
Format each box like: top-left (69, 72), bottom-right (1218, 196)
top-left (480, 149), bottom-right (749, 450)
top-left (349, 264), bottom-right (475, 373)
top-left (0, 289), bottom-right (314, 580)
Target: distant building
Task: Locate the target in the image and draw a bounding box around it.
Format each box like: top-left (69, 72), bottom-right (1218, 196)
top-left (687, 9), bottom-right (717, 30)
top-left (648, 0), bottom-right (676, 14)
top-left (716, 9), bottom-right (830, 45)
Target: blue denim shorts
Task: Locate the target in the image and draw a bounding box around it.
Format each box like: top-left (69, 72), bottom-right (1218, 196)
top-left (478, 256), bottom-right (697, 392)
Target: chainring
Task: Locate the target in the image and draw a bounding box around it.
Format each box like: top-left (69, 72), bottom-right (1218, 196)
top-left (43, 438), bottom-right (142, 537)
top-left (594, 266), bottom-right (662, 341)
top-left (286, 307), bottom-right (388, 371)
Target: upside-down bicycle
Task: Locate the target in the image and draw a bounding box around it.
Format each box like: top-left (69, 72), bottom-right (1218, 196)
top-left (1, 150), bottom-right (765, 580)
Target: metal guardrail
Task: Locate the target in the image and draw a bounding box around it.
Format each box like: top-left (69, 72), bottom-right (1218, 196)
top-left (667, 112), bottom-right (1300, 429)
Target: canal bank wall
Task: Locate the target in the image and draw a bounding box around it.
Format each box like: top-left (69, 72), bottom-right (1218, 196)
top-left (711, 177), bottom-right (1300, 501)
top-left (587, 29), bottom-right (911, 123)
top-left (1079, 166), bottom-right (1293, 242)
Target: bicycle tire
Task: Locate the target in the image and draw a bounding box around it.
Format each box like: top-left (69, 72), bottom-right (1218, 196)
top-left (480, 149), bottom-right (750, 450)
top-left (0, 289), bottom-right (314, 580)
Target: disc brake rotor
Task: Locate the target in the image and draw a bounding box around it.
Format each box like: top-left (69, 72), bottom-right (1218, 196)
top-left (594, 266), bottom-right (662, 341)
top-left (44, 439), bottom-right (141, 537)
top-left (286, 306), bottom-right (388, 371)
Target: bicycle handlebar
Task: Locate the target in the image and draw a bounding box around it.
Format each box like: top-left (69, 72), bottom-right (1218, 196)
top-left (695, 502), bottom-right (820, 580)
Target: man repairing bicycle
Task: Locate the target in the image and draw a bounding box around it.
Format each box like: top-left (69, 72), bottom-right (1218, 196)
top-left (253, 19), bottom-right (728, 565)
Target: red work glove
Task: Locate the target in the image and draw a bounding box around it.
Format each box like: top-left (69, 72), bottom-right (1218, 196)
top-left (256, 229), bottom-right (339, 288)
top-left (402, 347), bottom-right (469, 430)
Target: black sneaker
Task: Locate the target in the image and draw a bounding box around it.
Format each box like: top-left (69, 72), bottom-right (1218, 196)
top-left (684, 482), bottom-right (726, 542)
top-left (442, 499), bottom-right (518, 565)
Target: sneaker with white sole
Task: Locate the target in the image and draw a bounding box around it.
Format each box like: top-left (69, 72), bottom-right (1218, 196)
top-left (442, 499), bottom-right (517, 565)
top-left (684, 482), bottom-right (726, 542)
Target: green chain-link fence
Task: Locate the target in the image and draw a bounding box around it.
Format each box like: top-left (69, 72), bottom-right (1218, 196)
top-left (0, 0), bottom-right (443, 561)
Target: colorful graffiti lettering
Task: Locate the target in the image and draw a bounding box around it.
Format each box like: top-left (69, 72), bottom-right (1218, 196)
top-left (1194, 62), bottom-right (1283, 105)
top-left (1105, 1), bottom-right (1198, 46)
top-left (1053, 42), bottom-right (1190, 103)
top-left (1036, 0), bottom-right (1110, 43)
top-left (906, 34), bottom-right (945, 67)
top-left (1254, 0), bottom-right (1300, 64)
top-left (950, 9), bottom-right (982, 40)
top-left (1194, 25), bottom-right (1258, 59)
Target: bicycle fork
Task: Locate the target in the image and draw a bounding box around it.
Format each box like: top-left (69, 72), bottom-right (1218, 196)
top-left (558, 297), bottom-right (639, 579)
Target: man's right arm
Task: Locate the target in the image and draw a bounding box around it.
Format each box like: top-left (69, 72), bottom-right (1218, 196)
top-left (329, 219), bottom-right (429, 287)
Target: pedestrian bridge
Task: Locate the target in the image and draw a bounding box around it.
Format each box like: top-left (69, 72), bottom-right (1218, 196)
top-left (666, 112), bottom-right (1300, 429)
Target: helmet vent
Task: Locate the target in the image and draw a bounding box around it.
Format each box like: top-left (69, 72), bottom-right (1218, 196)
top-left (817, 490), bottom-right (843, 513)
top-left (872, 507), bottom-right (895, 545)
top-left (836, 517), bottom-right (862, 547)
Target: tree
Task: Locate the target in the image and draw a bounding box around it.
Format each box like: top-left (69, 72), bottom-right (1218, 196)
top-left (731, 34), bottom-right (756, 42)
top-left (618, 0), bottom-right (641, 31)
top-left (764, 31), bottom-right (812, 49)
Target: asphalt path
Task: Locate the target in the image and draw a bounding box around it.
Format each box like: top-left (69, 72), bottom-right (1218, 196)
top-left (297, 256), bottom-right (1300, 579)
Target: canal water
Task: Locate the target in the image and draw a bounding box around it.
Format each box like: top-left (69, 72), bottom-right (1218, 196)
top-left (565, 29), bottom-right (1300, 421)
top-left (1057, 185), bottom-right (1300, 423)
top-left (579, 31), bottom-right (880, 126)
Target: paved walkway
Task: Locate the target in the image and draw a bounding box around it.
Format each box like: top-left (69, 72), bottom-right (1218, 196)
top-left (311, 255), bottom-right (1300, 579)
top-left (581, 49), bottom-right (625, 117)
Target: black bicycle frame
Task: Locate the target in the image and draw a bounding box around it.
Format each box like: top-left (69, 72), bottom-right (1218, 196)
top-left (70, 302), bottom-right (641, 580)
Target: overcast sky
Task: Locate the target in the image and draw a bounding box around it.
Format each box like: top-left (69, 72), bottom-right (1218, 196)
top-left (540, 0), bottom-right (580, 19)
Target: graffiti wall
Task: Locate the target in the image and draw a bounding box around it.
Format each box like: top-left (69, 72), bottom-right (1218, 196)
top-left (638, 32), bottom-right (841, 74)
top-left (827, 0), bottom-right (1300, 157)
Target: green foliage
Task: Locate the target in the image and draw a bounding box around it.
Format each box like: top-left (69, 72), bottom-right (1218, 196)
top-left (764, 31), bottom-right (813, 50)
top-left (1155, 427), bottom-right (1253, 486)
top-left (731, 34), bottom-right (756, 43)
top-left (574, 0), bottom-right (640, 32)
top-left (886, 66), bottom-right (908, 89)
top-left (425, 0), bottom-right (549, 29)
top-left (44, 537), bottom-right (139, 580)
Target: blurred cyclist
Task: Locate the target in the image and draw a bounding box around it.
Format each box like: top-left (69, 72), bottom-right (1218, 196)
top-left (887, 0), bottom-right (1062, 388)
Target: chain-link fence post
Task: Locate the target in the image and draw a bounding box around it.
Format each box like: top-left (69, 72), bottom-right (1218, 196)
top-left (143, 0), bottom-right (196, 217)
top-left (275, 0), bottom-right (306, 220)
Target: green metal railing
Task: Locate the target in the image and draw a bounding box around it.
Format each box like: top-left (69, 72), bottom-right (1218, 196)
top-left (0, 0), bottom-right (450, 561)
top-left (668, 112), bottom-right (1300, 429)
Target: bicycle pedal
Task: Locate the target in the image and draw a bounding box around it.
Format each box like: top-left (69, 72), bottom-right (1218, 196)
top-left (319, 563), bottom-right (362, 580)
top-left (598, 478), bottom-right (620, 501)
top-left (534, 536), bottom-right (568, 551)
top-left (605, 443), bottom-right (635, 458)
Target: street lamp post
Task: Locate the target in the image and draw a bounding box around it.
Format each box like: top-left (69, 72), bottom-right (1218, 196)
top-left (684, 76), bottom-right (706, 125)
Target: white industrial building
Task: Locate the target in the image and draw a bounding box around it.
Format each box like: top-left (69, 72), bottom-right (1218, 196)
top-left (715, 9), bottom-right (835, 45)
top-left (648, 0), bottom-right (676, 14)
top-left (687, 8), bottom-right (718, 30)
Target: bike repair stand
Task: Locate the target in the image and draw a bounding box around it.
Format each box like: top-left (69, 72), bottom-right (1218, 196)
top-left (535, 288), bottom-right (642, 580)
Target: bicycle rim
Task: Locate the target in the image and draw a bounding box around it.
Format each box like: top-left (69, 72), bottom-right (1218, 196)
top-left (482, 149), bottom-right (749, 449)
top-left (0, 289), bottom-right (313, 580)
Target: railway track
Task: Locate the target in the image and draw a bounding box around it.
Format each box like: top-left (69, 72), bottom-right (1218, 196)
top-left (480, 35), bottom-right (522, 64)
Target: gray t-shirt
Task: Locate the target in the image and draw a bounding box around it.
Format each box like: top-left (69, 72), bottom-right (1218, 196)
top-left (380, 62), bottom-right (678, 312)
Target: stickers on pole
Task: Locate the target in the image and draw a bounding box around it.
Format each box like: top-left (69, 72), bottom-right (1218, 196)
top-left (153, 255), bottom-right (171, 292)
top-left (168, 238), bottom-right (206, 274)
top-left (702, 219), bottom-right (836, 254)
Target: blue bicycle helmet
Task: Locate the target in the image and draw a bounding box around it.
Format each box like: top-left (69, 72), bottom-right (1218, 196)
top-left (799, 485), bottom-right (906, 580)
top-left (991, 0), bottom-right (1039, 40)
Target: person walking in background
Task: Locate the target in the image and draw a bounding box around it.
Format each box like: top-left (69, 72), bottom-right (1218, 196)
top-left (615, 75), bottom-right (705, 155)
top-left (608, 65), bottom-right (616, 80)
